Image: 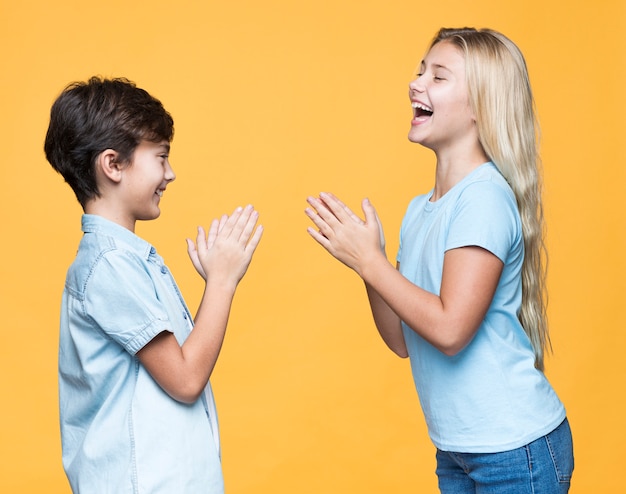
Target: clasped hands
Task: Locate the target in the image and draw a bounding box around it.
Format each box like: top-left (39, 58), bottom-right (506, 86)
top-left (305, 192), bottom-right (386, 276)
top-left (186, 205), bottom-right (264, 286)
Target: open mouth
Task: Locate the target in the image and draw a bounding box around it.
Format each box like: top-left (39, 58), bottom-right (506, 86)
top-left (156, 190), bottom-right (163, 197)
top-left (412, 101), bottom-right (433, 118)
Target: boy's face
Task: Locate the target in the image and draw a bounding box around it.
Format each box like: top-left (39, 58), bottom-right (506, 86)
top-left (118, 140), bottom-right (175, 226)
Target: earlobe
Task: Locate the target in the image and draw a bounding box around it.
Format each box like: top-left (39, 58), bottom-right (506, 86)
top-left (97, 149), bottom-right (123, 183)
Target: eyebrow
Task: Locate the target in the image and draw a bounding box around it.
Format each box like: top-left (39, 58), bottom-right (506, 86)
top-left (420, 60), bottom-right (452, 73)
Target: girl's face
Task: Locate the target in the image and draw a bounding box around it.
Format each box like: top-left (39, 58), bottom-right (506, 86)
top-left (408, 41), bottom-right (478, 155)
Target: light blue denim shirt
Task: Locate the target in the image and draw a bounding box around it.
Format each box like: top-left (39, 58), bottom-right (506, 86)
top-left (59, 215), bottom-right (223, 493)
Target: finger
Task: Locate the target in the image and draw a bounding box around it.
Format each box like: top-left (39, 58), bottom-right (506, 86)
top-left (361, 198), bottom-right (378, 225)
top-left (306, 225), bottom-right (333, 250)
top-left (196, 226), bottom-right (208, 251)
top-left (186, 238), bottom-right (204, 275)
top-left (238, 207), bottom-right (260, 244)
top-left (186, 237), bottom-right (197, 258)
top-left (306, 196), bottom-right (341, 230)
top-left (206, 220), bottom-right (220, 249)
top-left (211, 206), bottom-right (248, 244)
top-left (323, 192), bottom-right (351, 212)
top-left (320, 192), bottom-right (364, 225)
top-left (304, 205), bottom-right (334, 238)
top-left (229, 205), bottom-right (255, 242)
top-left (229, 205), bottom-right (245, 222)
top-left (245, 224), bottom-right (264, 253)
top-left (216, 206), bottom-right (246, 238)
top-left (217, 213), bottom-right (230, 234)
top-left (362, 198), bottom-right (386, 249)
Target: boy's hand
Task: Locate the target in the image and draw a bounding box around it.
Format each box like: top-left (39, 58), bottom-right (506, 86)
top-left (186, 205), bottom-right (263, 287)
top-left (186, 238), bottom-right (208, 280)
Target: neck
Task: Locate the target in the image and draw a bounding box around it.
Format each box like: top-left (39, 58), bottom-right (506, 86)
top-left (431, 144), bottom-right (489, 201)
top-left (84, 200), bottom-right (136, 232)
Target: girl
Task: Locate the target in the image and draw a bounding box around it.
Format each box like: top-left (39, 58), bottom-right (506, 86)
top-left (305, 27), bottom-right (573, 493)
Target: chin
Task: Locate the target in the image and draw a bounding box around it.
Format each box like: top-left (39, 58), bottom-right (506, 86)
top-left (139, 210), bottom-right (161, 221)
top-left (408, 132), bottom-right (424, 145)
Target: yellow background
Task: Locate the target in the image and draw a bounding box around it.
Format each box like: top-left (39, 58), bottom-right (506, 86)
top-left (1, 0), bottom-right (624, 492)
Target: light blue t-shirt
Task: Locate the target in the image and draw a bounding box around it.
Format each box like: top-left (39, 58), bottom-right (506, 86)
top-left (397, 163), bottom-right (565, 453)
top-left (58, 215), bottom-right (224, 493)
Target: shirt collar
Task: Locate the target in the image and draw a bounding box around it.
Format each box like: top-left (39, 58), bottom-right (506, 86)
top-left (81, 214), bottom-right (157, 261)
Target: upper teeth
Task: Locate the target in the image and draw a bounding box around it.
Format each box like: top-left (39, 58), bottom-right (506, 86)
top-left (412, 102), bottom-right (432, 111)
top-left (156, 190), bottom-right (163, 197)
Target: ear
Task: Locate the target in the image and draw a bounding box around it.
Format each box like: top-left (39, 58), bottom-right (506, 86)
top-left (96, 149), bottom-right (123, 183)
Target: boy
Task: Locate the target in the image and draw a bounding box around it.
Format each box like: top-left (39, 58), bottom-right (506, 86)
top-left (44, 77), bottom-right (263, 493)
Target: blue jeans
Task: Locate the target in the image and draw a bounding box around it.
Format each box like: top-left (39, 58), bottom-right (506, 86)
top-left (435, 418), bottom-right (574, 493)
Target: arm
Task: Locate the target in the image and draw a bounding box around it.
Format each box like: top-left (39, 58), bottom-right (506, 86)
top-left (361, 245), bottom-right (502, 355)
top-left (365, 277), bottom-right (408, 358)
top-left (306, 192), bottom-right (502, 356)
top-left (306, 193), bottom-right (407, 357)
top-left (137, 205), bottom-right (263, 404)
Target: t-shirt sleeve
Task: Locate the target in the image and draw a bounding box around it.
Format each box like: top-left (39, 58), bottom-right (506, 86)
top-left (445, 180), bottom-right (520, 263)
top-left (83, 249), bottom-right (173, 355)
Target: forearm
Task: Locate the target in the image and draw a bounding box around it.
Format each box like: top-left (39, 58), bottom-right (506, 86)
top-left (178, 280), bottom-right (238, 398)
top-left (138, 280), bottom-right (239, 404)
top-left (365, 281), bottom-right (408, 357)
top-left (359, 253), bottom-right (463, 355)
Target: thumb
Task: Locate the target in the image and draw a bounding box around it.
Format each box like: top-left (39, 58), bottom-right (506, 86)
top-left (186, 238), bottom-right (194, 254)
top-left (362, 198), bottom-right (378, 224)
top-left (362, 198), bottom-right (386, 250)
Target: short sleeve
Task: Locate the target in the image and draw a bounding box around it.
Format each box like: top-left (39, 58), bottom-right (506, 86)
top-left (84, 249), bottom-right (172, 354)
top-left (445, 180), bottom-right (520, 263)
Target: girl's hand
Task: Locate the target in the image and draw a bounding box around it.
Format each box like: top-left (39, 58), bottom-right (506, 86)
top-left (186, 205), bottom-right (263, 287)
top-left (305, 192), bottom-right (386, 275)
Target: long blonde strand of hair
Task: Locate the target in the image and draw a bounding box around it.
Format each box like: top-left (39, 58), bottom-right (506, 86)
top-left (433, 28), bottom-right (551, 370)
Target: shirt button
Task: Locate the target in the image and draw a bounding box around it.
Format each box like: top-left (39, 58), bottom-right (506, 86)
top-left (161, 266), bottom-right (168, 274)
top-left (150, 247), bottom-right (156, 255)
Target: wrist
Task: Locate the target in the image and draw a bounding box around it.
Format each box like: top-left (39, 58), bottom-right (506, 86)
top-left (204, 275), bottom-right (238, 296)
top-left (357, 249), bottom-right (389, 282)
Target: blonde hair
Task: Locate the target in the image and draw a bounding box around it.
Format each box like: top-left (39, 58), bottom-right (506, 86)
top-left (431, 28), bottom-right (550, 370)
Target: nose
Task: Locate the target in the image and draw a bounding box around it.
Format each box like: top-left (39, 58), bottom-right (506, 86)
top-left (165, 160), bottom-right (176, 182)
top-left (408, 77), bottom-right (424, 95)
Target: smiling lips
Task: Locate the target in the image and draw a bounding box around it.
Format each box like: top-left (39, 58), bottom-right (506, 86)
top-left (411, 101), bottom-right (433, 126)
top-left (412, 101), bottom-right (433, 118)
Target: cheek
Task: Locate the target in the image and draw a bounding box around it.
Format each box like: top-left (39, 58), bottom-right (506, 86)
top-left (455, 97), bottom-right (475, 122)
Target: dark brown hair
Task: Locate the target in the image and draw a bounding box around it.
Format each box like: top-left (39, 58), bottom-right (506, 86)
top-left (44, 76), bottom-right (174, 207)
